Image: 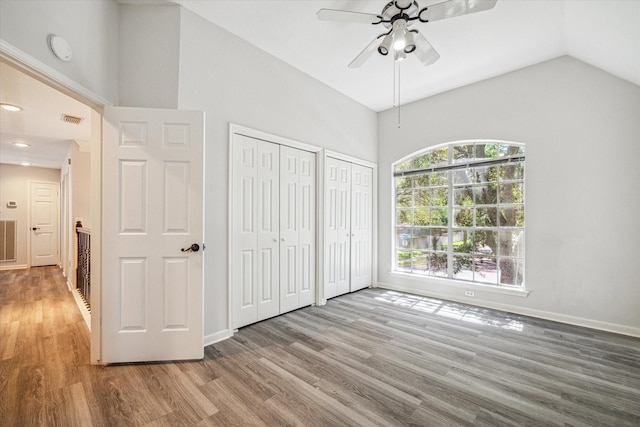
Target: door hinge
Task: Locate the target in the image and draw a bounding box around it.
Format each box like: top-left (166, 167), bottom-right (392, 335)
top-left (68, 158), bottom-right (71, 165)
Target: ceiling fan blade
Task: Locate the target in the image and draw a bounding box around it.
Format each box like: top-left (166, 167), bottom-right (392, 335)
top-left (348, 36), bottom-right (384, 68)
top-left (418, 0), bottom-right (497, 23)
top-left (412, 31), bottom-right (440, 67)
top-left (317, 9), bottom-right (382, 25)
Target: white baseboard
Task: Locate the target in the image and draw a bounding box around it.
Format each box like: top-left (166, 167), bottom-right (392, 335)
top-left (375, 282), bottom-right (640, 338)
top-left (0, 264), bottom-right (28, 271)
top-left (204, 329), bottom-right (232, 347)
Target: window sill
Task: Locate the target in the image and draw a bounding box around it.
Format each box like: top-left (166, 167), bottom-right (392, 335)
top-left (388, 271), bottom-right (530, 298)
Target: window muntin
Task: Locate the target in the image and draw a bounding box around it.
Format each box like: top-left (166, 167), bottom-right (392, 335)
top-left (394, 142), bottom-right (525, 287)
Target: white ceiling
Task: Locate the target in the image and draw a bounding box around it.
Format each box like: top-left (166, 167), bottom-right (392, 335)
top-left (0, 62), bottom-right (92, 169)
top-left (175, 0), bottom-right (640, 112)
top-left (1, 0), bottom-right (638, 169)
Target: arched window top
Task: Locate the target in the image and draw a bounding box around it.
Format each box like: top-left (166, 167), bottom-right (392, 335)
top-left (394, 140), bottom-right (525, 174)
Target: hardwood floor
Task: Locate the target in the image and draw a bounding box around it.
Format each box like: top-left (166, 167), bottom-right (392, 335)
top-left (1, 266), bottom-right (639, 426)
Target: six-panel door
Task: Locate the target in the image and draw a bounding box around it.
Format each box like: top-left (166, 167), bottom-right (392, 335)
top-left (102, 106), bottom-right (204, 363)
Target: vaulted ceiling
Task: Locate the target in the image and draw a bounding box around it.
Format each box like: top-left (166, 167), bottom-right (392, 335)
top-left (1, 1), bottom-right (638, 169)
top-left (175, 0), bottom-right (640, 112)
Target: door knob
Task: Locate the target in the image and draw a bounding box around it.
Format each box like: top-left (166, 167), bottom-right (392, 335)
top-left (32, 227), bottom-right (40, 231)
top-left (181, 243), bottom-right (200, 253)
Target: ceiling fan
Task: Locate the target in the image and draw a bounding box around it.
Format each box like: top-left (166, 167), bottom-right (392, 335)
top-left (317, 0), bottom-right (498, 68)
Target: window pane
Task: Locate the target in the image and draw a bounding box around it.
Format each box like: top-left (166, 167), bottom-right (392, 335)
top-left (474, 184), bottom-right (498, 205)
top-left (413, 153), bottom-right (431, 169)
top-left (498, 182), bottom-right (524, 204)
top-left (429, 208), bottom-right (448, 226)
top-left (414, 189), bottom-right (430, 207)
top-left (454, 144), bottom-right (474, 163)
top-left (397, 209), bottom-right (412, 226)
top-left (411, 228), bottom-right (430, 250)
top-left (498, 229), bottom-right (524, 258)
top-left (454, 208), bottom-right (473, 227)
top-left (412, 251), bottom-right (428, 271)
top-left (432, 187), bottom-right (448, 206)
top-left (478, 143), bottom-right (500, 159)
top-left (426, 228), bottom-right (448, 250)
top-left (396, 176), bottom-right (412, 190)
top-left (453, 169), bottom-right (473, 185)
top-left (499, 206), bottom-right (524, 227)
top-left (414, 208), bottom-right (429, 226)
top-left (475, 207), bottom-right (497, 227)
top-left (429, 172), bottom-right (448, 186)
top-left (429, 252), bottom-right (448, 276)
top-left (498, 258), bottom-right (524, 286)
top-left (503, 144), bottom-right (525, 156)
top-left (453, 255), bottom-right (473, 280)
top-left (452, 229), bottom-right (473, 254)
top-left (474, 257), bottom-right (498, 284)
top-left (501, 162), bottom-right (524, 181)
top-left (397, 250), bottom-right (412, 271)
top-left (396, 227), bottom-right (412, 249)
top-left (394, 159), bottom-right (413, 172)
top-left (454, 187), bottom-right (474, 206)
top-left (413, 174), bottom-right (429, 188)
top-left (474, 166), bottom-right (500, 183)
top-left (397, 190), bottom-right (412, 207)
top-left (473, 230), bottom-right (497, 256)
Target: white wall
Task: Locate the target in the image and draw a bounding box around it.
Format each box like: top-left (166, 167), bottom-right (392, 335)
top-left (175, 9), bottom-right (378, 340)
top-left (0, 0), bottom-right (120, 104)
top-left (377, 56), bottom-right (640, 335)
top-left (119, 4), bottom-right (181, 108)
top-left (0, 164), bottom-right (61, 269)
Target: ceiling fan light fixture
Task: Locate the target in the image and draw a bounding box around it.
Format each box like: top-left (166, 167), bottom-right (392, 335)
top-left (391, 19), bottom-right (408, 51)
top-left (394, 49), bottom-right (407, 61)
top-left (378, 33), bottom-right (393, 55)
top-left (404, 31), bottom-right (417, 53)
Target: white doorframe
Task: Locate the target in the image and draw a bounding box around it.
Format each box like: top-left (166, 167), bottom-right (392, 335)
top-left (228, 124), bottom-right (323, 334)
top-left (1, 40), bottom-right (106, 364)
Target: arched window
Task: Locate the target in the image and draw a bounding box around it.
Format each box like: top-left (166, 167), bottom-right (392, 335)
top-left (393, 141), bottom-right (525, 287)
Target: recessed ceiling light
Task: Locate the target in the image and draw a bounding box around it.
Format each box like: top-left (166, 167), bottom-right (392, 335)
top-left (0, 103), bottom-right (22, 112)
top-left (19, 161), bottom-right (32, 166)
top-left (13, 142), bottom-right (30, 148)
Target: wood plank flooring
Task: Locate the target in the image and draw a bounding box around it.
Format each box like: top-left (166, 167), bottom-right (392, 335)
top-left (1, 266), bottom-right (639, 426)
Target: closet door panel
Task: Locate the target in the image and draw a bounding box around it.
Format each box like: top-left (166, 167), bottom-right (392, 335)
top-left (336, 160), bottom-right (352, 296)
top-left (351, 164), bottom-right (373, 291)
top-left (297, 150), bottom-right (316, 307)
top-left (232, 135), bottom-right (258, 328)
top-left (324, 158), bottom-right (340, 299)
top-left (279, 147), bottom-right (300, 313)
top-left (257, 141), bottom-right (280, 321)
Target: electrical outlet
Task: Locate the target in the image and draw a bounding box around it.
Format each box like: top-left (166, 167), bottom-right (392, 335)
top-left (465, 291), bottom-right (475, 297)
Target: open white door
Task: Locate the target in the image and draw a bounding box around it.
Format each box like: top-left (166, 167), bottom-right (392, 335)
top-left (102, 106), bottom-right (204, 363)
top-left (30, 181), bottom-right (60, 267)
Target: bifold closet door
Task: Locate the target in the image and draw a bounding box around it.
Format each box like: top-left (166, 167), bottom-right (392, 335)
top-left (232, 136), bottom-right (280, 328)
top-left (350, 164), bottom-right (373, 291)
top-left (280, 146), bottom-right (316, 314)
top-left (324, 157), bottom-right (352, 299)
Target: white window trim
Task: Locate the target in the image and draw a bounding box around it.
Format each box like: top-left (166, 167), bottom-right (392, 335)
top-left (391, 139), bottom-right (526, 291)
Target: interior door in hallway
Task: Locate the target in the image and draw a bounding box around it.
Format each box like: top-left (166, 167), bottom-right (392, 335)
top-left (30, 181), bottom-right (60, 267)
top-left (102, 106), bottom-right (204, 363)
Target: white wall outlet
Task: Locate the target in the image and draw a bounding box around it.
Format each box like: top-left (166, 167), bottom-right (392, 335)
top-left (465, 291), bottom-right (475, 297)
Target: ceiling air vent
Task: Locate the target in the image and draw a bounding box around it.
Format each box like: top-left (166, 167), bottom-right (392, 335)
top-left (61, 114), bottom-right (84, 125)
